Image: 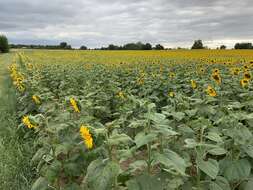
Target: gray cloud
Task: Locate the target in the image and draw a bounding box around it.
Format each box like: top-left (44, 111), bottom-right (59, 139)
top-left (0, 0), bottom-right (252, 48)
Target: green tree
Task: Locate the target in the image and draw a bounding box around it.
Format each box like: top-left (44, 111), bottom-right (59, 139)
top-left (234, 43), bottom-right (252, 49)
top-left (0, 35), bottom-right (9, 53)
top-left (191, 40), bottom-right (204, 49)
top-left (154, 44), bottom-right (164, 50)
top-left (220, 45), bottom-right (226, 49)
top-left (80, 46), bottom-right (88, 50)
top-left (59, 42), bottom-right (67, 49)
top-left (142, 43), bottom-right (152, 50)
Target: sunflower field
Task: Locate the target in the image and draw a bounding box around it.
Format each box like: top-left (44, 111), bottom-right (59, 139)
top-left (9, 50), bottom-right (253, 190)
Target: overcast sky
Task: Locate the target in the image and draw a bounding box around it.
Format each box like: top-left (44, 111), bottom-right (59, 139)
top-left (0, 0), bottom-right (253, 48)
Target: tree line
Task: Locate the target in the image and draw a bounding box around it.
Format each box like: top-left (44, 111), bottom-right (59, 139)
top-left (1, 34), bottom-right (253, 53)
top-left (98, 42), bottom-right (164, 50)
top-left (9, 42), bottom-right (72, 50)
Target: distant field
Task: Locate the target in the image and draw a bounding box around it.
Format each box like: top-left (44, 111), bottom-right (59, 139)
top-left (8, 49), bottom-right (253, 189)
top-left (24, 49), bottom-right (253, 65)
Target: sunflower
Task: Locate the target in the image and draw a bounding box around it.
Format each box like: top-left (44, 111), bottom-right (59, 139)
top-left (240, 78), bottom-right (249, 88)
top-left (22, 116), bottom-right (37, 129)
top-left (212, 73), bottom-right (222, 85)
top-left (213, 68), bottom-right (220, 74)
top-left (70, 98), bottom-right (80, 113)
top-left (191, 80), bottom-right (197, 89)
top-left (232, 68), bottom-right (240, 75)
top-left (116, 91), bottom-right (126, 100)
top-left (80, 125), bottom-right (93, 149)
top-left (32, 95), bottom-right (41, 104)
top-left (169, 72), bottom-right (176, 78)
top-left (244, 72), bottom-right (251, 80)
top-left (198, 67), bottom-right (205, 74)
top-left (206, 85), bottom-right (217, 97)
top-left (169, 91), bottom-right (175, 97)
top-left (244, 65), bottom-right (249, 70)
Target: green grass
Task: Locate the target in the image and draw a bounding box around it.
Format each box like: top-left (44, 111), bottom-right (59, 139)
top-left (0, 53), bottom-right (34, 190)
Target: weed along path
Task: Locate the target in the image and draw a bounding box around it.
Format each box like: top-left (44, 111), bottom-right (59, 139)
top-left (0, 53), bottom-right (33, 190)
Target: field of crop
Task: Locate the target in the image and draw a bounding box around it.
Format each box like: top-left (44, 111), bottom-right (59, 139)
top-left (8, 50), bottom-right (253, 189)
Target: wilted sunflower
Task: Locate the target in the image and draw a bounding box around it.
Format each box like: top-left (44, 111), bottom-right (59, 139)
top-left (212, 73), bottom-right (222, 85)
top-left (206, 85), bottom-right (217, 97)
top-left (240, 78), bottom-right (249, 88)
top-left (80, 125), bottom-right (93, 149)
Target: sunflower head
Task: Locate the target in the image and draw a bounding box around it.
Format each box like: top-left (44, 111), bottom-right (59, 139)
top-left (213, 68), bottom-right (220, 74)
top-left (80, 125), bottom-right (93, 149)
top-left (244, 72), bottom-right (251, 80)
top-left (169, 91), bottom-right (175, 97)
top-left (244, 65), bottom-right (249, 70)
top-left (232, 68), bottom-right (240, 75)
top-left (206, 85), bottom-right (217, 97)
top-left (32, 95), bottom-right (41, 104)
top-left (169, 72), bottom-right (176, 78)
top-left (70, 98), bottom-right (80, 113)
top-left (240, 78), bottom-right (249, 88)
top-left (212, 73), bottom-right (222, 85)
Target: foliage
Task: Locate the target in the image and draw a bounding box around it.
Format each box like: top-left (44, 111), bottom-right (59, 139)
top-left (0, 35), bottom-right (9, 53)
top-left (235, 43), bottom-right (253, 49)
top-left (9, 50), bottom-right (253, 189)
top-left (80, 46), bottom-right (88, 50)
top-left (10, 42), bottom-right (72, 50)
top-left (0, 54), bottom-right (34, 190)
top-left (220, 45), bottom-right (226, 50)
top-left (154, 44), bottom-right (164, 50)
top-left (191, 39), bottom-right (204, 49)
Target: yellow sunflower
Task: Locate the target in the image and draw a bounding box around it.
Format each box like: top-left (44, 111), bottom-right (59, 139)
top-left (206, 85), bottom-right (217, 97)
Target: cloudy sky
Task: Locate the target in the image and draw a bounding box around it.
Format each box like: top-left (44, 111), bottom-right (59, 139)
top-left (0, 0), bottom-right (253, 48)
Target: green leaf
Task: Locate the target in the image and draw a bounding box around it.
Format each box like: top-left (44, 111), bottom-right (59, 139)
top-left (209, 176), bottom-right (231, 190)
top-left (32, 148), bottom-right (47, 164)
top-left (64, 162), bottom-right (82, 177)
top-left (135, 132), bottom-right (157, 148)
top-left (244, 178), bottom-right (253, 190)
top-left (243, 145), bottom-right (253, 158)
top-left (206, 132), bottom-right (223, 143)
top-left (153, 125), bottom-right (178, 136)
top-left (126, 174), bottom-right (163, 190)
top-left (31, 177), bottom-right (49, 190)
top-left (208, 147), bottom-right (227, 156)
top-left (55, 143), bottom-right (72, 156)
top-left (197, 158), bottom-right (219, 179)
top-left (233, 126), bottom-right (252, 145)
top-left (163, 111), bottom-right (185, 121)
top-left (45, 160), bottom-right (62, 182)
top-left (224, 159), bottom-right (251, 182)
top-left (108, 133), bottom-right (132, 146)
top-left (145, 113), bottom-right (166, 123)
top-left (86, 159), bottom-right (120, 190)
top-left (154, 150), bottom-right (187, 175)
top-left (128, 160), bottom-right (147, 173)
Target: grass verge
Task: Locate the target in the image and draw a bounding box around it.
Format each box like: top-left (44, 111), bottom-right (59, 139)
top-left (0, 53), bottom-right (34, 190)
